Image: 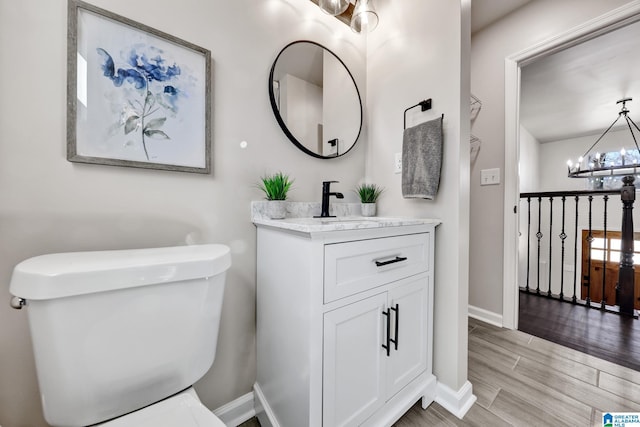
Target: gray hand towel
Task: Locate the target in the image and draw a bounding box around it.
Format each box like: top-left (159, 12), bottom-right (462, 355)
top-left (402, 115), bottom-right (443, 200)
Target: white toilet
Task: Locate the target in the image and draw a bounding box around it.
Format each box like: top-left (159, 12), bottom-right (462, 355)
top-left (9, 244), bottom-right (231, 427)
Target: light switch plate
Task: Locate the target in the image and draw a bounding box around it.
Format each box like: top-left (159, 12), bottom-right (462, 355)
top-left (481, 168), bottom-right (500, 185)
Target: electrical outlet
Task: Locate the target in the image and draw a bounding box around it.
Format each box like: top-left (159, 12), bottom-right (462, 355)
top-left (394, 152), bottom-right (402, 174)
top-left (481, 168), bottom-right (500, 185)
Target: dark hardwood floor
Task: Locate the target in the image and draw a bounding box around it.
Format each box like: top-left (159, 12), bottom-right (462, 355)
top-left (518, 291), bottom-right (640, 371)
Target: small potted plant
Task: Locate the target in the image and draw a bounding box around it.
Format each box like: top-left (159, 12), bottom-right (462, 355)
top-left (258, 172), bottom-right (294, 219)
top-left (354, 183), bottom-right (384, 217)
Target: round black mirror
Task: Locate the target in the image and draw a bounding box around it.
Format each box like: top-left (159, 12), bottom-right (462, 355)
top-left (269, 41), bottom-right (363, 159)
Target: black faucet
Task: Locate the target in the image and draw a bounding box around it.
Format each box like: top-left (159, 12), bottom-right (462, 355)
top-left (316, 181), bottom-right (344, 218)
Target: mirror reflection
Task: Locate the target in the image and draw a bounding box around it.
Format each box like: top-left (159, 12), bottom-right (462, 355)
top-left (269, 41), bottom-right (362, 159)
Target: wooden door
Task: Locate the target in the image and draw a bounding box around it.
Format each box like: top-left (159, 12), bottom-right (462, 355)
top-left (581, 230), bottom-right (640, 310)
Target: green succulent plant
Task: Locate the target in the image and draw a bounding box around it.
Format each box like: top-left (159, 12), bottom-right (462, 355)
top-left (354, 183), bottom-right (384, 203)
top-left (258, 172), bottom-right (294, 200)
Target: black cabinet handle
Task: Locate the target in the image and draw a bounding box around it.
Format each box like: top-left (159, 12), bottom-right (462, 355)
top-left (390, 304), bottom-right (399, 351)
top-left (382, 308), bottom-right (391, 357)
top-left (375, 256), bottom-right (408, 267)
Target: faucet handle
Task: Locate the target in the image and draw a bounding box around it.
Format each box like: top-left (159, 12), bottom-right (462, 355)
top-left (322, 180), bottom-right (339, 191)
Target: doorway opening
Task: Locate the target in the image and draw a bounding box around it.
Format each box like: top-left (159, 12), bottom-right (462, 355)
top-left (502, 2), bottom-right (640, 330)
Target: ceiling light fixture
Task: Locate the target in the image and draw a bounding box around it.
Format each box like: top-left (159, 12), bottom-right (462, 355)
top-left (350, 0), bottom-right (378, 33)
top-left (318, 0), bottom-right (350, 16)
top-left (567, 98), bottom-right (640, 181)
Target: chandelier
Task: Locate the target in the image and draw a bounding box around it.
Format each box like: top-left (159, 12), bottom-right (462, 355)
top-left (567, 98), bottom-right (640, 181)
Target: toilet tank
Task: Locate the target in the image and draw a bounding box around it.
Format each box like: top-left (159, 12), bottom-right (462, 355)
top-left (9, 244), bottom-right (231, 427)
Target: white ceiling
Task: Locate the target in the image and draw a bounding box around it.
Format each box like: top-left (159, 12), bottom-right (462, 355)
top-left (471, 0), bottom-right (532, 34)
top-left (520, 20), bottom-right (640, 143)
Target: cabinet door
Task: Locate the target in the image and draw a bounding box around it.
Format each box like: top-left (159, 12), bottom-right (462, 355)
top-left (323, 293), bottom-right (388, 427)
top-left (386, 277), bottom-right (428, 398)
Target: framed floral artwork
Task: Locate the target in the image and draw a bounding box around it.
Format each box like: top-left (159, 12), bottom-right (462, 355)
top-left (67, 0), bottom-right (211, 173)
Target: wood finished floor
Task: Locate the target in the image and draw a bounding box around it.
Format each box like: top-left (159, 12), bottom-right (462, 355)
top-left (240, 317), bottom-right (640, 426)
top-left (518, 291), bottom-right (640, 372)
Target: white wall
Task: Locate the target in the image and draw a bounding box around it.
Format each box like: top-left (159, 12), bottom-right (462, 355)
top-left (469, 0), bottom-right (634, 318)
top-left (0, 1), bottom-right (367, 425)
top-left (323, 51), bottom-right (361, 156)
top-left (367, 0), bottom-right (471, 393)
top-left (519, 126), bottom-right (540, 193)
top-left (281, 74), bottom-right (323, 153)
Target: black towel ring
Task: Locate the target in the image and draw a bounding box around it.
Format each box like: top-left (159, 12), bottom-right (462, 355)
top-left (404, 99), bottom-right (431, 129)
top-left (404, 99), bottom-right (444, 130)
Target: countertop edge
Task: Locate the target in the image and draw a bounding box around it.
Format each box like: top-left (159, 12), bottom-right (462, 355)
top-left (252, 217), bottom-right (442, 234)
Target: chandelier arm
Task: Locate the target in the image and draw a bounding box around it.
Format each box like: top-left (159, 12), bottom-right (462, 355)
top-left (581, 115), bottom-right (622, 159)
top-left (625, 115), bottom-right (640, 154)
top-left (627, 114), bottom-right (640, 138)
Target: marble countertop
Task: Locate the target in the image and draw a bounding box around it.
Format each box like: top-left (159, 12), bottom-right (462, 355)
top-left (252, 216), bottom-right (441, 233)
top-left (251, 201), bottom-right (441, 233)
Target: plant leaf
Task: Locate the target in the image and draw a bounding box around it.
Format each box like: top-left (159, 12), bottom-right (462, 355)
top-left (354, 183), bottom-right (384, 203)
top-left (258, 172), bottom-right (294, 200)
top-left (144, 117), bottom-right (166, 130)
top-left (144, 129), bottom-right (170, 139)
top-left (124, 115), bottom-right (140, 134)
top-left (144, 91), bottom-right (156, 112)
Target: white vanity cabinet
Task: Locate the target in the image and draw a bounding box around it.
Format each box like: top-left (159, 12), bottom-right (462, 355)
top-left (254, 219), bottom-right (438, 427)
top-left (323, 276), bottom-right (429, 426)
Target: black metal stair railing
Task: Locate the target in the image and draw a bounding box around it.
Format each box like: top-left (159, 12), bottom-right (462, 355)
top-left (519, 189), bottom-right (631, 313)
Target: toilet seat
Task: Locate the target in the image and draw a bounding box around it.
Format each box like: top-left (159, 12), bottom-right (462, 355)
top-left (96, 389), bottom-right (226, 427)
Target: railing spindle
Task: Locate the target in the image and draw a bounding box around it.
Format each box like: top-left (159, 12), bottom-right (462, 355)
top-left (586, 195), bottom-right (593, 306)
top-left (573, 195), bottom-right (579, 303)
top-left (526, 197), bottom-right (531, 292)
top-left (601, 195), bottom-right (609, 310)
top-left (537, 196), bottom-right (543, 295)
top-left (559, 196), bottom-right (567, 300)
top-left (548, 197), bottom-right (554, 297)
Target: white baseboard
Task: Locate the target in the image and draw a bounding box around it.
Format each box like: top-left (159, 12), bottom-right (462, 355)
top-left (435, 380), bottom-right (476, 419)
top-left (212, 391), bottom-right (256, 427)
top-left (253, 382), bottom-right (280, 427)
top-left (468, 305), bottom-right (503, 328)
top-left (214, 380), bottom-right (477, 425)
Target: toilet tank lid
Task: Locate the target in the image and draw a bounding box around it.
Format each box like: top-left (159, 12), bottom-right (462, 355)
top-left (9, 244), bottom-right (231, 300)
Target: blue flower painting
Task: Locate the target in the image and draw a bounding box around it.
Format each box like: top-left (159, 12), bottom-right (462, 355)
top-left (97, 45), bottom-right (185, 160)
top-left (69, 3), bottom-right (210, 173)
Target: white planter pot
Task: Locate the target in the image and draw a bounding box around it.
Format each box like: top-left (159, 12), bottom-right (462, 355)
top-left (361, 203), bottom-right (376, 217)
top-left (266, 200), bottom-right (287, 219)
